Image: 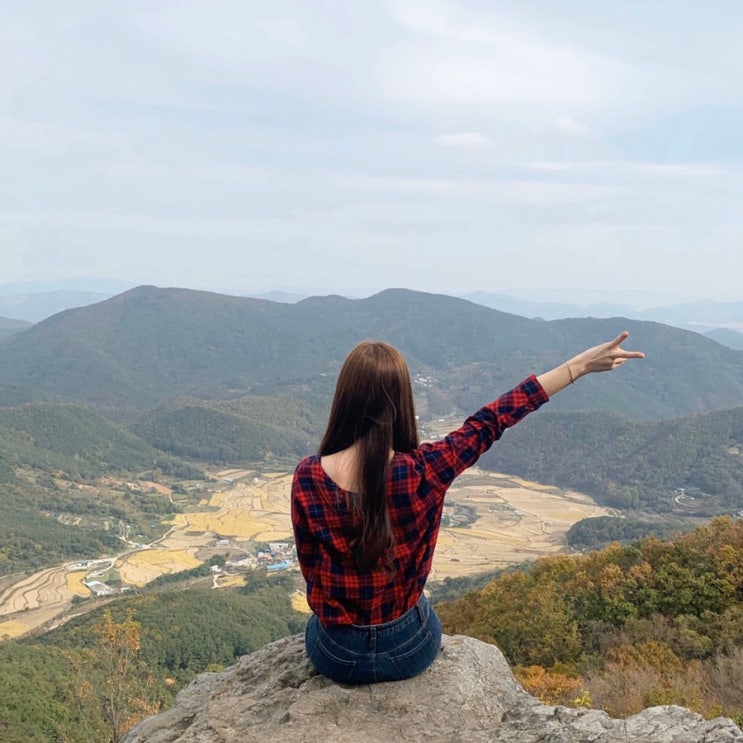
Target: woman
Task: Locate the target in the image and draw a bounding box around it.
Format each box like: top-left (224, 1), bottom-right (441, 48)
top-left (291, 332), bottom-right (644, 684)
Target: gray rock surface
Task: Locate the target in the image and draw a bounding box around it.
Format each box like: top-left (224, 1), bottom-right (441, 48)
top-left (123, 634), bottom-right (743, 743)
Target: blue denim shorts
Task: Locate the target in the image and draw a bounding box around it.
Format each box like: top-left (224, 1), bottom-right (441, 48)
top-left (305, 593), bottom-right (442, 684)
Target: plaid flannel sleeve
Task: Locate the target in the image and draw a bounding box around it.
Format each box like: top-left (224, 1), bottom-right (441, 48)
top-left (416, 375), bottom-right (548, 494)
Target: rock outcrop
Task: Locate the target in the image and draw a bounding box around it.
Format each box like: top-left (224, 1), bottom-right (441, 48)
top-left (124, 634), bottom-right (743, 743)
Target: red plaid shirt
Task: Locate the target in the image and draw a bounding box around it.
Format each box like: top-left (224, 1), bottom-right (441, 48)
top-left (291, 375), bottom-right (549, 626)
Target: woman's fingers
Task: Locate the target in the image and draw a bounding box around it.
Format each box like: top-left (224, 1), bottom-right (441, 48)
top-left (610, 331), bottom-right (630, 348)
top-left (610, 331), bottom-right (645, 361)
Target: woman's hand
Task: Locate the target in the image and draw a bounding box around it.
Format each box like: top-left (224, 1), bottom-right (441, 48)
top-left (536, 331), bottom-right (644, 397)
top-left (569, 331), bottom-right (645, 378)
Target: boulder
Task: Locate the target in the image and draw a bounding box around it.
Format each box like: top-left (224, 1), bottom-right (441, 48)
top-left (124, 634), bottom-right (743, 743)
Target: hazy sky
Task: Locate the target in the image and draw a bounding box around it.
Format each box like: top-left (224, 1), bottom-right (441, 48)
top-left (2, 1), bottom-right (742, 301)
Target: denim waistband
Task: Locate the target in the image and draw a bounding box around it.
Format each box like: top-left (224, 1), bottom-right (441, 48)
top-left (348, 593), bottom-right (429, 636)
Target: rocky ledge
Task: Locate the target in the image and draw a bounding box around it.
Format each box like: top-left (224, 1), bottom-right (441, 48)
top-left (124, 634), bottom-right (743, 743)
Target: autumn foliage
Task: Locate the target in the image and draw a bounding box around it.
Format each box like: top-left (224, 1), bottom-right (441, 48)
top-left (70, 609), bottom-right (160, 742)
top-left (436, 516), bottom-right (743, 725)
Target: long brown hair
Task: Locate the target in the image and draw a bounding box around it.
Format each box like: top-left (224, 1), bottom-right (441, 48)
top-left (320, 341), bottom-right (419, 567)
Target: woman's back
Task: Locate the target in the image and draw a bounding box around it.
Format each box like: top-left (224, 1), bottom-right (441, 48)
top-left (292, 333), bottom-right (643, 684)
top-left (292, 372), bottom-right (549, 626)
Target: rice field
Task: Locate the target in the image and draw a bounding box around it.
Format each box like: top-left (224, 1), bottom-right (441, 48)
top-left (216, 574), bottom-right (246, 588)
top-left (291, 591), bottom-right (311, 614)
top-left (0, 619), bottom-right (28, 640)
top-left (183, 509), bottom-right (288, 540)
top-left (65, 570), bottom-right (91, 597)
top-left (0, 462), bottom-right (612, 642)
top-left (430, 470), bottom-right (614, 580)
top-left (117, 548), bottom-right (201, 587)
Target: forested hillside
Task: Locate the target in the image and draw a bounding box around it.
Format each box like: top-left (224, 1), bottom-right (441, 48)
top-left (0, 286), bottom-right (741, 418)
top-left (132, 393), bottom-right (323, 463)
top-left (0, 403), bottom-right (159, 476)
top-left (0, 576), bottom-right (304, 743)
top-left (0, 403), bottom-right (203, 575)
top-left (437, 516), bottom-right (743, 724)
top-left (480, 406), bottom-right (743, 513)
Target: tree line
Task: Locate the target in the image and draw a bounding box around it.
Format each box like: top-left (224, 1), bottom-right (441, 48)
top-left (436, 516), bottom-right (743, 725)
top-left (0, 573), bottom-right (305, 742)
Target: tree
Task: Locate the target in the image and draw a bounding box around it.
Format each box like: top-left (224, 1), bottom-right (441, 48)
top-left (71, 609), bottom-right (160, 742)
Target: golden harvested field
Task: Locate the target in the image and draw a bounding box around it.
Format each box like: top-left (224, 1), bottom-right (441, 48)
top-left (183, 509), bottom-right (291, 541)
top-left (117, 549), bottom-right (201, 587)
top-left (430, 471), bottom-right (614, 580)
top-left (0, 567), bottom-right (68, 615)
top-left (65, 570), bottom-right (91, 597)
top-left (178, 476), bottom-right (293, 542)
top-left (0, 619), bottom-right (28, 640)
top-left (291, 591), bottom-right (311, 614)
top-left (216, 574), bottom-right (246, 588)
top-left (215, 468), bottom-right (256, 480)
top-left (171, 465), bottom-right (611, 586)
top-left (1, 460), bottom-right (612, 642)
top-left (207, 489), bottom-right (229, 507)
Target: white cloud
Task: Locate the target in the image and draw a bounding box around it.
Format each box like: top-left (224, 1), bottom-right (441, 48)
top-left (553, 116), bottom-right (589, 137)
top-left (528, 161), bottom-right (726, 179)
top-left (377, 0), bottom-right (630, 112)
top-left (434, 131), bottom-right (490, 148)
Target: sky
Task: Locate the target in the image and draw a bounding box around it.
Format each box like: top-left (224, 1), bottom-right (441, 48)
top-left (1, 0), bottom-right (742, 303)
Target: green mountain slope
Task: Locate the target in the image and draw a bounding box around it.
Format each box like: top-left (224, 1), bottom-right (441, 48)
top-left (133, 394), bottom-right (321, 463)
top-left (0, 403), bottom-right (202, 575)
top-left (706, 327), bottom-right (743, 350)
top-left (479, 406), bottom-right (743, 512)
top-left (0, 581), bottom-right (303, 743)
top-left (0, 403), bottom-right (158, 477)
top-left (0, 286), bottom-right (741, 419)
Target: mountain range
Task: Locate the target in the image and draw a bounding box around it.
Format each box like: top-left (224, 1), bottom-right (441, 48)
top-left (1, 285), bottom-right (742, 421)
top-left (1, 280), bottom-right (742, 350)
top-left (0, 285), bottom-right (741, 528)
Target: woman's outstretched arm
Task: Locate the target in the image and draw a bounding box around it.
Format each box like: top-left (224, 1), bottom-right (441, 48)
top-left (536, 331), bottom-right (645, 398)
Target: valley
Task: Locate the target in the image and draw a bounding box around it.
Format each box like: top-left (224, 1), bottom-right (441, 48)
top-left (0, 464), bottom-right (613, 641)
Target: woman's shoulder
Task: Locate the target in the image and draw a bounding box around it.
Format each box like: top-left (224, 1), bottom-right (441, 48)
top-left (294, 453), bottom-right (320, 475)
top-left (390, 449), bottom-right (427, 478)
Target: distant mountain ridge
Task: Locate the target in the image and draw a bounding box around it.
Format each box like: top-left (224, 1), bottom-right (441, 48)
top-left (706, 328), bottom-right (743, 350)
top-left (463, 291), bottom-right (743, 348)
top-left (0, 290), bottom-right (114, 323)
top-left (2, 278), bottom-right (740, 334)
top-left (1, 285), bottom-right (742, 419)
top-left (0, 315), bottom-right (32, 340)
